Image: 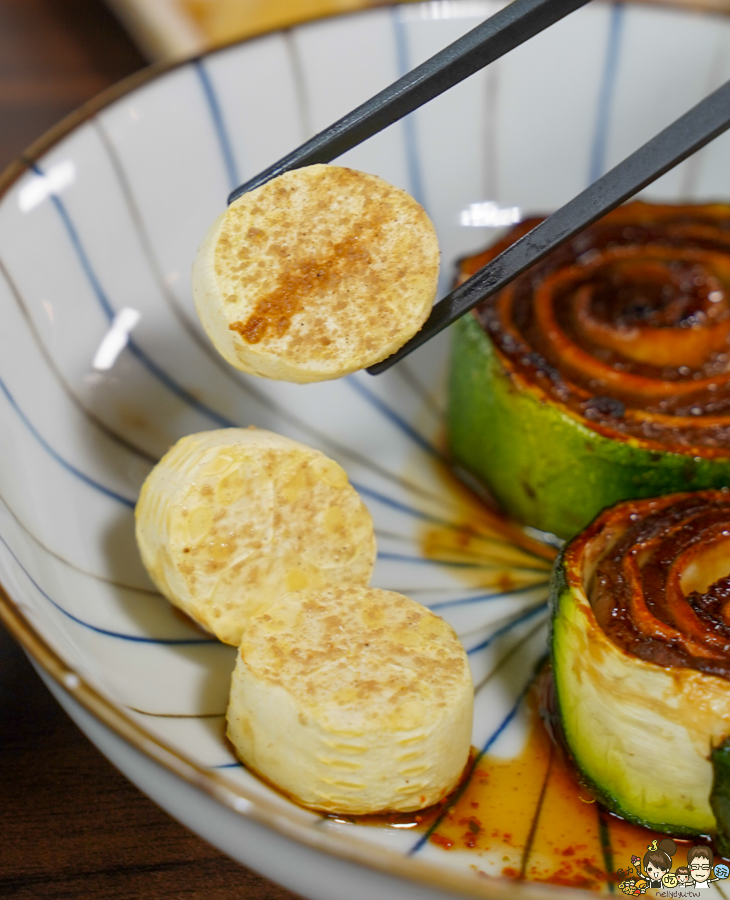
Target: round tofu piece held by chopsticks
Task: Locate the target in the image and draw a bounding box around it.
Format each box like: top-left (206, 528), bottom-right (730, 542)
top-left (192, 164), bottom-right (439, 382)
top-left (227, 585), bottom-right (473, 814)
top-left (135, 428), bottom-right (375, 646)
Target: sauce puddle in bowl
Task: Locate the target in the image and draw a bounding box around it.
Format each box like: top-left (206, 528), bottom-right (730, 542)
top-left (338, 678), bottom-right (726, 892)
top-left (396, 458), bottom-right (730, 891)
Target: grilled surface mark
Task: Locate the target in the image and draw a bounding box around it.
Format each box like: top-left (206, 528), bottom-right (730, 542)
top-left (464, 202), bottom-right (730, 454)
top-left (194, 164), bottom-right (439, 382)
top-left (571, 489), bottom-right (730, 678)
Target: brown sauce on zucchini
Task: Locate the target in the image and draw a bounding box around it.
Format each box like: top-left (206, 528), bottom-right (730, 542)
top-left (461, 202), bottom-right (730, 457)
top-left (577, 490), bottom-right (730, 677)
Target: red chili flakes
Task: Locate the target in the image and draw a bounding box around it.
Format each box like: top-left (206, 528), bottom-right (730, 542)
top-left (582, 861), bottom-right (604, 877)
top-left (430, 833), bottom-right (454, 850)
top-left (498, 574), bottom-right (516, 592)
top-left (454, 529), bottom-right (471, 548)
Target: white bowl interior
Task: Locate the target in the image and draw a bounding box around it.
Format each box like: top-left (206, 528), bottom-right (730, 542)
top-left (2, 1), bottom-right (730, 896)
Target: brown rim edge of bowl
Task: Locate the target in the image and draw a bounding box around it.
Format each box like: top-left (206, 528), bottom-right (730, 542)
top-left (0, 0), bottom-right (727, 196)
top-left (0, 1), bottom-right (404, 196)
top-left (0, 1), bottom-right (724, 897)
top-left (0, 64), bottom-right (175, 198)
top-left (0, 580), bottom-right (590, 900)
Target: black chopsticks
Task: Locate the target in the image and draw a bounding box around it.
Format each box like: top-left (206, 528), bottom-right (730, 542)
top-left (367, 76), bottom-right (730, 374)
top-left (227, 0), bottom-right (590, 204)
top-left (225, 0), bottom-right (730, 376)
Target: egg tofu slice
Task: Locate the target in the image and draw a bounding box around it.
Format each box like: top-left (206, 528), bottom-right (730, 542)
top-left (135, 428), bottom-right (375, 645)
top-left (192, 164), bottom-right (439, 382)
top-left (227, 585), bottom-right (473, 814)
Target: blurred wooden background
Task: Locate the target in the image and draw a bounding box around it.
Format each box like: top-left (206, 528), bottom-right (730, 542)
top-left (105, 0), bottom-right (730, 61)
top-left (106, 0), bottom-right (389, 59)
top-left (4, 0), bottom-right (730, 897)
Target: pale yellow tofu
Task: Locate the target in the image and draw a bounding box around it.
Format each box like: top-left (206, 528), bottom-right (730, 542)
top-left (227, 585), bottom-right (473, 814)
top-left (192, 164), bottom-right (439, 382)
top-left (135, 428), bottom-right (375, 645)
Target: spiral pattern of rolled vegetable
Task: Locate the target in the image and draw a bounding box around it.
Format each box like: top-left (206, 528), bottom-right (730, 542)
top-left (448, 202), bottom-right (730, 538)
top-left (550, 489), bottom-right (730, 847)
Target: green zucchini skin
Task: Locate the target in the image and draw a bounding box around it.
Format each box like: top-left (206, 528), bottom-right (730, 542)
top-left (447, 314), bottom-right (730, 540)
top-left (550, 525), bottom-right (730, 842)
top-left (711, 738), bottom-right (730, 857)
top-left (550, 558), bottom-right (704, 836)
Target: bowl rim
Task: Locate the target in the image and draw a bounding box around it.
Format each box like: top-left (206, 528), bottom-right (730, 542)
top-left (0, 2), bottom-right (726, 898)
top-left (0, 0), bottom-right (727, 199)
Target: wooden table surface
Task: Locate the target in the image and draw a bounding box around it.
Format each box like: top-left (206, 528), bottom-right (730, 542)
top-left (0, 3), bottom-right (302, 897)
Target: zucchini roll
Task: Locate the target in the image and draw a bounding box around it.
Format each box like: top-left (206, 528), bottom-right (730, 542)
top-left (448, 203), bottom-right (730, 539)
top-left (550, 489), bottom-right (730, 848)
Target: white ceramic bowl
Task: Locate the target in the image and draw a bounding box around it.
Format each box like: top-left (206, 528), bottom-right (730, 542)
top-left (3, 2), bottom-right (730, 898)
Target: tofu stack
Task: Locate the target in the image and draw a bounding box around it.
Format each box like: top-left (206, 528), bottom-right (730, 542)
top-left (136, 428), bottom-right (472, 814)
top-left (138, 164), bottom-right (468, 814)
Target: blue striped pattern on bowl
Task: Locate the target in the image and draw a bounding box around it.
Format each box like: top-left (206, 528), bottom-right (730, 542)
top-left (2, 1), bottom-right (730, 893)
